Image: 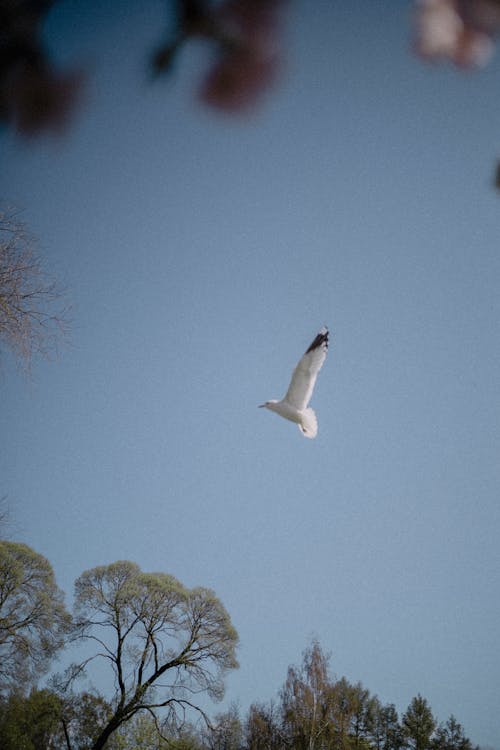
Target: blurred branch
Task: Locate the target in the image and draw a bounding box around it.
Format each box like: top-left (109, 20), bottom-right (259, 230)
top-left (3, 1), bottom-right (500, 186)
top-left (414, 0), bottom-right (500, 68)
top-left (0, 0), bottom-right (83, 135)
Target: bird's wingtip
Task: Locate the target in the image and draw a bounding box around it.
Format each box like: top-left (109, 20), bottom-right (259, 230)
top-left (305, 326), bottom-right (329, 354)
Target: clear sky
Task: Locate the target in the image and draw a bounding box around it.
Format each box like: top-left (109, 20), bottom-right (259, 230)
top-left (1, 1), bottom-right (500, 747)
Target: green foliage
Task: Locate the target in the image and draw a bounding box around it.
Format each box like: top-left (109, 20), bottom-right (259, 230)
top-left (0, 541), bottom-right (71, 690)
top-left (0, 542), bottom-right (479, 750)
top-left (0, 688), bottom-right (62, 750)
top-left (57, 691), bottom-right (117, 750)
top-left (114, 713), bottom-right (167, 749)
top-left (111, 713), bottom-right (205, 750)
top-left (73, 560), bottom-right (239, 750)
top-left (432, 716), bottom-right (478, 750)
top-left (263, 641), bottom-right (474, 750)
top-left (402, 695), bottom-right (436, 750)
top-left (370, 702), bottom-right (404, 750)
top-left (280, 641), bottom-right (382, 750)
top-left (0, 688), bottom-right (123, 750)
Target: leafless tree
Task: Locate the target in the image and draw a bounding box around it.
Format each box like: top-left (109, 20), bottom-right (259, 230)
top-left (0, 210), bottom-right (69, 369)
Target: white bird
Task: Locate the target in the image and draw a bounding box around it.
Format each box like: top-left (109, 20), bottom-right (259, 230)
top-left (259, 326), bottom-right (329, 439)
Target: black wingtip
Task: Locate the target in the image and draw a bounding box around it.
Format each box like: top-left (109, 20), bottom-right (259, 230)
top-left (305, 326), bottom-right (329, 354)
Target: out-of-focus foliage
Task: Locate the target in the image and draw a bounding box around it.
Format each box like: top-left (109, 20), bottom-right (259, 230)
top-left (0, 210), bottom-right (69, 369)
top-left (0, 0), bottom-right (83, 135)
top-left (414, 0), bottom-right (500, 68)
top-left (4, 0), bottom-right (500, 136)
top-left (153, 0), bottom-right (288, 113)
top-left (0, 0), bottom-right (287, 134)
top-left (0, 541), bottom-right (71, 691)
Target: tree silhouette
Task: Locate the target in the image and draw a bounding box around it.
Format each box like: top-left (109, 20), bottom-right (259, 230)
top-left (71, 560), bottom-right (239, 750)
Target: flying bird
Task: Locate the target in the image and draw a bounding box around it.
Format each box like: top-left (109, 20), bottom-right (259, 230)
top-left (259, 326), bottom-right (329, 438)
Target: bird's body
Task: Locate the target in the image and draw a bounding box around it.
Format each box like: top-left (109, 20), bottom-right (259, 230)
top-left (259, 327), bottom-right (329, 438)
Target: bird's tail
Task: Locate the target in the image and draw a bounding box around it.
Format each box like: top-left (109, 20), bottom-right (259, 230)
top-left (299, 407), bottom-right (318, 439)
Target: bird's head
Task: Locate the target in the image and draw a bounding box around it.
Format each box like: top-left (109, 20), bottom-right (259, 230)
top-left (258, 400), bottom-right (278, 409)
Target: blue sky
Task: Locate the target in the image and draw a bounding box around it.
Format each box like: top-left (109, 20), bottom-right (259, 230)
top-left (1, 1), bottom-right (500, 747)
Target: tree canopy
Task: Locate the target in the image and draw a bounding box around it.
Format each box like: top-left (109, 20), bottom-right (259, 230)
top-left (0, 541), bottom-right (71, 691)
top-left (0, 543), bottom-right (478, 750)
top-left (72, 560), bottom-right (239, 749)
top-left (402, 696), bottom-right (436, 750)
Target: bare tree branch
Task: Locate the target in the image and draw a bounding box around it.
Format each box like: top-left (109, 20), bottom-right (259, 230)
top-left (71, 560), bottom-right (239, 750)
top-left (0, 209), bottom-right (69, 370)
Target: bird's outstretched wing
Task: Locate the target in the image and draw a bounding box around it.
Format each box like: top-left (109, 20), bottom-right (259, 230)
top-left (284, 327), bottom-right (329, 410)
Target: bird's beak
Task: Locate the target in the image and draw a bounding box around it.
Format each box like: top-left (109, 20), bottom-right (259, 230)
top-left (258, 403), bottom-right (266, 408)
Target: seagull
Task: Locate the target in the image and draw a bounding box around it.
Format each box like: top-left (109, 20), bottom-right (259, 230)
top-left (259, 326), bottom-right (329, 438)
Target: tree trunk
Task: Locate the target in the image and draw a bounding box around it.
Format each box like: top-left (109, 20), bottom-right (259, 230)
top-left (91, 714), bottom-right (124, 750)
top-left (61, 718), bottom-right (72, 750)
